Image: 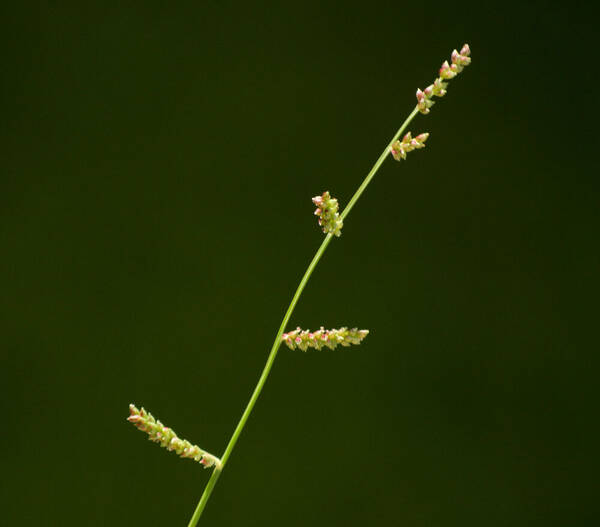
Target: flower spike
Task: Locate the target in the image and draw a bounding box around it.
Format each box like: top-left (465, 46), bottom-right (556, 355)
top-left (312, 191), bottom-right (343, 237)
top-left (416, 43), bottom-right (471, 115)
top-left (282, 326), bottom-right (369, 351)
top-left (127, 404), bottom-right (221, 469)
top-left (390, 132), bottom-right (429, 161)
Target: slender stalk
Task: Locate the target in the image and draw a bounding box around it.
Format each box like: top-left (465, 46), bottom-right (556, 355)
top-left (340, 106), bottom-right (419, 222)
top-left (186, 467), bottom-right (221, 527)
top-left (187, 104), bottom-right (420, 527)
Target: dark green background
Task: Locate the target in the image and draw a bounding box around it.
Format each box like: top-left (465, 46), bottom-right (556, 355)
top-left (2, 2), bottom-right (598, 526)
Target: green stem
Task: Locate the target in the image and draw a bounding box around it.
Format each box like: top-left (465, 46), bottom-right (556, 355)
top-left (186, 467), bottom-right (221, 527)
top-left (340, 105), bottom-right (419, 222)
top-left (187, 104), bottom-right (420, 527)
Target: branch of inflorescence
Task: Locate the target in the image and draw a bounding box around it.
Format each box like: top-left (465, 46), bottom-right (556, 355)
top-left (186, 105), bottom-right (421, 527)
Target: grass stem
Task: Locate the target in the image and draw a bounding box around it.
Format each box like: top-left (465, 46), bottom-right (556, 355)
top-left (187, 105), bottom-right (420, 527)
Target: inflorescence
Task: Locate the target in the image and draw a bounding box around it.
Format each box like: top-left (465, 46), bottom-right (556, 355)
top-left (282, 326), bottom-right (369, 351)
top-left (125, 43), bottom-right (473, 526)
top-left (127, 404), bottom-right (221, 469)
top-left (391, 131), bottom-right (429, 161)
top-left (416, 44), bottom-right (471, 115)
top-left (312, 191), bottom-right (343, 237)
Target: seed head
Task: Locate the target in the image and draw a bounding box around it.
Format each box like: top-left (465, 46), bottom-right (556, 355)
top-left (282, 326), bottom-right (369, 351)
top-left (127, 404), bottom-right (221, 469)
top-left (390, 131), bottom-right (429, 161)
top-left (312, 191), bottom-right (343, 237)
top-left (415, 43), bottom-right (472, 115)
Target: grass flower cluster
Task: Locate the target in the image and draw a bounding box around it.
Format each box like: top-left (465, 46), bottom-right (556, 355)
top-left (128, 405), bottom-right (221, 469)
top-left (416, 43), bottom-right (471, 115)
top-left (391, 131), bottom-right (429, 161)
top-left (312, 191), bottom-right (343, 236)
top-left (282, 326), bottom-right (369, 351)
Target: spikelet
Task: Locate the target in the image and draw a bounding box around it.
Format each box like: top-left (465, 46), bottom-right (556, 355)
top-left (416, 43), bottom-right (471, 115)
top-left (282, 326), bottom-right (369, 351)
top-left (127, 404), bottom-right (221, 469)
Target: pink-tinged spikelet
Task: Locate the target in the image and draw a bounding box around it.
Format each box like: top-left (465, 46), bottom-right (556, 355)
top-left (282, 327), bottom-right (369, 351)
top-left (127, 404), bottom-right (221, 469)
top-left (312, 191), bottom-right (343, 237)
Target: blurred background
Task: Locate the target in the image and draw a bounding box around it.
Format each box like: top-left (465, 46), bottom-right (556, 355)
top-left (1, 1), bottom-right (598, 526)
